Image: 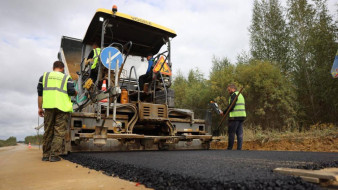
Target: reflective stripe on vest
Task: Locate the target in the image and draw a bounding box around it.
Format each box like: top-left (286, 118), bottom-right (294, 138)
top-left (229, 91), bottom-right (246, 118)
top-left (91, 48), bottom-right (101, 69)
top-left (42, 71), bottom-right (73, 112)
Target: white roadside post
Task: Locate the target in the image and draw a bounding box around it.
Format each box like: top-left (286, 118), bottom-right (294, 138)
top-left (113, 59), bottom-right (119, 122)
top-left (107, 51), bottom-right (111, 117)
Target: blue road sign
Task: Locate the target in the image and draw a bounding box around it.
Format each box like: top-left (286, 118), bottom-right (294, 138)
top-left (100, 47), bottom-right (123, 70)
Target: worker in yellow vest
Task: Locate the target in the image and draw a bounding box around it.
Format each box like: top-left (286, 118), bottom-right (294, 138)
top-left (37, 61), bottom-right (77, 162)
top-left (221, 84), bottom-right (246, 150)
top-left (86, 41), bottom-right (101, 82)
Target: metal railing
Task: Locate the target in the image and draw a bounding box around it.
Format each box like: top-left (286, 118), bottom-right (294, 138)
top-left (153, 71), bottom-right (168, 105)
top-left (127, 66), bottom-right (140, 102)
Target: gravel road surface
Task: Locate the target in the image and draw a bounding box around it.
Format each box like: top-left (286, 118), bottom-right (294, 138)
top-left (63, 150), bottom-right (338, 190)
top-left (0, 144), bottom-right (150, 190)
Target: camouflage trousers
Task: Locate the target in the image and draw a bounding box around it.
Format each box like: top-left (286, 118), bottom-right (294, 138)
top-left (43, 108), bottom-right (69, 157)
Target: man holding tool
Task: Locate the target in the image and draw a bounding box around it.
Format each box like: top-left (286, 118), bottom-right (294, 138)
top-left (220, 84), bottom-right (246, 150)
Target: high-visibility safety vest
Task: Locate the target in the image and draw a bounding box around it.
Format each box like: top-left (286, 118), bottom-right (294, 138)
top-left (42, 71), bottom-right (73, 112)
top-left (229, 91), bottom-right (246, 118)
top-left (91, 48), bottom-right (101, 69)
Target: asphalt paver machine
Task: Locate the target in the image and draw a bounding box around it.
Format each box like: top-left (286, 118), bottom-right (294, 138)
top-left (58, 6), bottom-right (212, 152)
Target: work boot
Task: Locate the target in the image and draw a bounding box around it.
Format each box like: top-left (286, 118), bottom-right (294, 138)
top-left (42, 157), bottom-right (49, 161)
top-left (50, 156), bottom-right (61, 162)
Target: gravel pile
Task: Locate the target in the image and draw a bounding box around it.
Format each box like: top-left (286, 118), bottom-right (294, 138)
top-left (63, 150), bottom-right (337, 190)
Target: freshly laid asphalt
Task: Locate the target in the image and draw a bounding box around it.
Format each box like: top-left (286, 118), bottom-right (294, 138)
top-left (63, 150), bottom-right (338, 190)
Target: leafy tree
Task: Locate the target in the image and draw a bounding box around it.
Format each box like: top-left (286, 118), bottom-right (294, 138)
top-left (208, 57), bottom-right (236, 135)
top-left (171, 0), bottom-right (338, 135)
top-left (250, 0), bottom-right (291, 73)
top-left (249, 0), bottom-right (338, 127)
top-left (308, 0), bottom-right (338, 123)
top-left (24, 135), bottom-right (43, 145)
top-left (287, 0), bottom-right (338, 125)
top-left (209, 57), bottom-right (297, 133)
top-left (172, 70), bottom-right (188, 108)
top-left (183, 69), bottom-right (210, 118)
top-left (236, 51), bottom-right (252, 65)
top-left (172, 69), bottom-right (210, 118)
top-left (287, 0), bottom-right (316, 125)
top-left (0, 136), bottom-right (17, 147)
top-left (235, 60), bottom-right (297, 130)
top-left (209, 56), bottom-right (235, 109)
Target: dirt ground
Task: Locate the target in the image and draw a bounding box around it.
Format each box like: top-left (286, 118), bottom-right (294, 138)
top-left (211, 136), bottom-right (338, 152)
top-left (0, 144), bottom-right (151, 190)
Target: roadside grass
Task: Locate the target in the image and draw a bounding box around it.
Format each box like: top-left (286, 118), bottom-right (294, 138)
top-left (219, 123), bottom-right (337, 142)
top-left (212, 123), bottom-right (337, 151)
top-left (0, 137), bottom-right (17, 147)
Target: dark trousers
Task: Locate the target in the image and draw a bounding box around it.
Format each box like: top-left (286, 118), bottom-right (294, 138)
top-left (227, 120), bottom-right (244, 150)
top-left (139, 72), bottom-right (151, 91)
top-left (90, 68), bottom-right (98, 83)
top-left (43, 108), bottom-right (69, 157)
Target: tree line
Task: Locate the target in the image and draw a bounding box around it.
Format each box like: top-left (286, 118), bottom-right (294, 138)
top-left (0, 137), bottom-right (17, 147)
top-left (172, 0), bottom-right (337, 134)
top-left (25, 135), bottom-right (43, 145)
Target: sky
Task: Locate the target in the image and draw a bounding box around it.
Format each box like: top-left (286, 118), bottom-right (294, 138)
top-left (0, 0), bottom-right (337, 141)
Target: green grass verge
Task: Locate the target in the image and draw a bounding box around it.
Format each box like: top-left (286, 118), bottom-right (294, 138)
top-left (0, 137), bottom-right (17, 147)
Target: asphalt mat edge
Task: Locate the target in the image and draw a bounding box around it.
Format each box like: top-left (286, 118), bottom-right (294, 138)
top-left (62, 152), bottom-right (326, 190)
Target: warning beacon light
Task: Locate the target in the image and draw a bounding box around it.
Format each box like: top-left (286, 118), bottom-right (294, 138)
top-left (112, 5), bottom-right (118, 14)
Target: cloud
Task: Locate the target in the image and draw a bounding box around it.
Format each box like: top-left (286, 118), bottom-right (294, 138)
top-left (117, 1), bottom-right (252, 77)
top-left (0, 90), bottom-right (39, 140)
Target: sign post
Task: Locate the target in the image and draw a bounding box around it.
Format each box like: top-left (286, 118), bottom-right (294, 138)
top-left (100, 47), bottom-right (124, 119)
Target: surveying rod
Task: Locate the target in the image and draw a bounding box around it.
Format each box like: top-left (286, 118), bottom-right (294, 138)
top-left (107, 52), bottom-right (111, 117)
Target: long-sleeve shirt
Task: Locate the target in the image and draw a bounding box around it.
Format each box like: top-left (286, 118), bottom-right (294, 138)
top-left (146, 58), bottom-right (154, 74)
top-left (37, 75), bottom-right (76, 97)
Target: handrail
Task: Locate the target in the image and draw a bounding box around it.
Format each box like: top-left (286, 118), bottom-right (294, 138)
top-left (127, 66), bottom-right (140, 102)
top-left (159, 72), bottom-right (168, 105)
top-left (119, 41), bottom-right (132, 79)
top-left (80, 58), bottom-right (92, 86)
top-left (153, 71), bottom-right (168, 105)
top-left (153, 54), bottom-right (169, 105)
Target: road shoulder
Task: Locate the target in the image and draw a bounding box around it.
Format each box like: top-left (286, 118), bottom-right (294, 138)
top-left (0, 144), bottom-right (150, 190)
